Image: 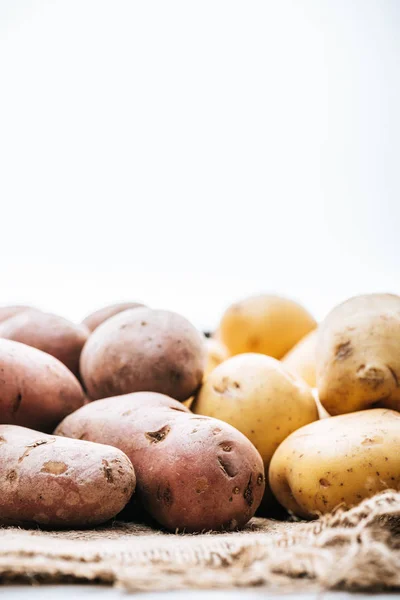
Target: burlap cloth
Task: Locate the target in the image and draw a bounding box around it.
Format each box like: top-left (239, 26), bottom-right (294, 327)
top-left (1, 490), bottom-right (400, 593)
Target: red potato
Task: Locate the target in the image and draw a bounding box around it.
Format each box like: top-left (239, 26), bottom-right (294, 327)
top-left (55, 392), bottom-right (265, 532)
top-left (0, 339), bottom-right (85, 432)
top-left (0, 425), bottom-right (136, 527)
top-left (82, 302), bottom-right (145, 332)
top-left (0, 311), bottom-right (89, 378)
top-left (80, 308), bottom-right (206, 402)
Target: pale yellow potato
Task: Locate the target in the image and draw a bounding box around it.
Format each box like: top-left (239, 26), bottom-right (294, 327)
top-left (317, 293), bottom-right (400, 415)
top-left (220, 295), bottom-right (316, 358)
top-left (269, 408), bottom-right (400, 518)
top-left (192, 353), bottom-right (318, 509)
top-left (204, 338), bottom-right (229, 377)
top-left (282, 330), bottom-right (317, 387)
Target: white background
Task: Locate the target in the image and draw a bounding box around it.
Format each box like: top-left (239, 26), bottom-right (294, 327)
top-left (0, 0), bottom-right (399, 331)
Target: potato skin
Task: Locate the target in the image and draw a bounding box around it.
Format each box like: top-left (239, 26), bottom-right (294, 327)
top-left (0, 425), bottom-right (135, 527)
top-left (0, 339), bottom-right (85, 432)
top-left (82, 302), bottom-right (145, 332)
top-left (317, 294), bottom-right (400, 415)
top-left (55, 392), bottom-right (265, 532)
top-left (269, 408), bottom-right (400, 518)
top-left (282, 329), bottom-right (317, 388)
top-left (0, 311), bottom-right (89, 378)
top-left (80, 308), bottom-right (206, 402)
top-left (204, 338), bottom-right (229, 377)
top-left (220, 295), bottom-right (316, 358)
top-left (192, 354), bottom-right (318, 512)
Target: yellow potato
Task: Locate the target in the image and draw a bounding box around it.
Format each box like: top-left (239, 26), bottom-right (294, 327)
top-left (282, 330), bottom-right (317, 387)
top-left (220, 295), bottom-right (316, 358)
top-left (269, 408), bottom-right (400, 518)
top-left (204, 338), bottom-right (229, 377)
top-left (317, 293), bottom-right (400, 415)
top-left (192, 353), bottom-right (318, 512)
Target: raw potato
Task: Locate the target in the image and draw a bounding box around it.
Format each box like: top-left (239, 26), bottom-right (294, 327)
top-left (282, 329), bottom-right (317, 387)
top-left (82, 302), bottom-right (145, 332)
top-left (192, 353), bottom-right (318, 510)
top-left (55, 392), bottom-right (265, 532)
top-left (0, 310), bottom-right (89, 378)
top-left (0, 339), bottom-right (85, 432)
top-left (80, 308), bottom-right (206, 402)
top-left (220, 295), bottom-right (316, 358)
top-left (317, 294), bottom-right (400, 415)
top-left (0, 425), bottom-right (135, 527)
top-left (204, 338), bottom-right (229, 377)
top-left (269, 408), bottom-right (400, 518)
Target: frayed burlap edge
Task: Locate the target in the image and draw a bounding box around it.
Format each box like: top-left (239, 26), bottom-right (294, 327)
top-left (1, 490), bottom-right (400, 592)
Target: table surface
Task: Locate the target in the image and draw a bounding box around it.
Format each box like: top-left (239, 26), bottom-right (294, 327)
top-left (2, 587), bottom-right (400, 599)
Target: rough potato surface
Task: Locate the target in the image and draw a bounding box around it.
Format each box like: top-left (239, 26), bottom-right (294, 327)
top-left (0, 425), bottom-right (136, 527)
top-left (56, 392), bottom-right (265, 532)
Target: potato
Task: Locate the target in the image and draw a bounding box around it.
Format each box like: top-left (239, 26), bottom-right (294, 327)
top-left (269, 408), bottom-right (400, 518)
top-left (0, 310), bottom-right (89, 378)
top-left (317, 294), bottom-right (400, 415)
top-left (220, 295), bottom-right (316, 358)
top-left (204, 338), bottom-right (229, 377)
top-left (282, 329), bottom-right (317, 387)
top-left (0, 339), bottom-right (85, 432)
top-left (82, 302), bottom-right (145, 332)
top-left (80, 308), bottom-right (206, 402)
top-left (55, 392), bottom-right (265, 532)
top-left (0, 305), bottom-right (34, 323)
top-left (0, 425), bottom-right (135, 527)
top-left (192, 353), bottom-right (318, 511)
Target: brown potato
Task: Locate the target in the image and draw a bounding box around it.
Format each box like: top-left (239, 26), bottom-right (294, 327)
top-left (82, 302), bottom-right (145, 332)
top-left (0, 425), bottom-right (135, 527)
top-left (220, 294), bottom-right (316, 358)
top-left (55, 392), bottom-right (265, 532)
top-left (0, 311), bottom-right (89, 378)
top-left (0, 339), bottom-right (85, 432)
top-left (317, 293), bottom-right (400, 415)
top-left (80, 308), bottom-right (206, 402)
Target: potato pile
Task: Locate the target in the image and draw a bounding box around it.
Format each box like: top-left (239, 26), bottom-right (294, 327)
top-left (0, 292), bottom-right (399, 531)
top-left (0, 303), bottom-right (264, 531)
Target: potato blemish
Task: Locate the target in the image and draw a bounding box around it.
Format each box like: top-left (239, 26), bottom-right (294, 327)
top-left (243, 475), bottom-right (254, 506)
top-left (145, 425), bottom-right (171, 444)
top-left (195, 477), bottom-right (209, 494)
top-left (157, 485), bottom-right (173, 506)
top-left (102, 459), bottom-right (114, 483)
top-left (217, 456), bottom-right (238, 478)
top-left (6, 470), bottom-right (17, 482)
top-left (41, 461), bottom-right (68, 475)
top-left (335, 341), bottom-right (353, 360)
top-left (11, 393), bottom-right (22, 415)
top-left (319, 478), bottom-right (331, 487)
